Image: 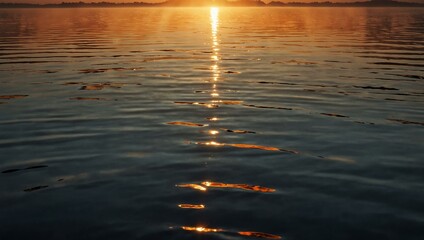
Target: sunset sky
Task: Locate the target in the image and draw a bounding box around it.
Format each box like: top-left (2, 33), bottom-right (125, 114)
top-left (1, 0), bottom-right (423, 4)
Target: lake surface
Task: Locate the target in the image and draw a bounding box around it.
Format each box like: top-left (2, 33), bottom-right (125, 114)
top-left (0, 7), bottom-right (423, 240)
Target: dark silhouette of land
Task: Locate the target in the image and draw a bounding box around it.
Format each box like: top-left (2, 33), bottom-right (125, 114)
top-left (0, 0), bottom-right (423, 8)
top-left (268, 0), bottom-right (424, 7)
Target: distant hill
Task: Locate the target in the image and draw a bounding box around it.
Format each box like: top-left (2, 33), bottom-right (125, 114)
top-left (0, 2), bottom-right (162, 8)
top-left (0, 0), bottom-right (422, 8)
top-left (269, 0), bottom-right (424, 7)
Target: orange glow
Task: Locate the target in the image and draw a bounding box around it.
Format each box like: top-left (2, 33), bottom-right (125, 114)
top-left (79, 84), bottom-right (104, 90)
top-left (167, 121), bottom-right (207, 127)
top-left (176, 184), bottom-right (207, 191)
top-left (210, 6), bottom-right (221, 89)
top-left (227, 143), bottom-right (281, 152)
top-left (219, 100), bottom-right (243, 105)
top-left (206, 103), bottom-right (218, 108)
top-left (196, 141), bottom-right (224, 146)
top-left (209, 100), bottom-right (243, 105)
top-left (207, 117), bottom-right (219, 121)
top-left (209, 130), bottom-right (220, 135)
top-left (180, 225), bottom-right (281, 239)
top-left (204, 141), bottom-right (223, 146)
top-left (201, 181), bottom-right (276, 193)
top-left (210, 7), bottom-right (219, 39)
top-left (182, 226), bottom-right (223, 233)
top-left (178, 204), bottom-right (205, 209)
top-left (198, 141), bottom-right (298, 154)
top-left (238, 231), bottom-right (282, 239)
top-left (196, 141), bottom-right (288, 152)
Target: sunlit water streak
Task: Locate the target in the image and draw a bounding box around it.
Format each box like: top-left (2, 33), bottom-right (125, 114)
top-left (209, 7), bottom-right (222, 139)
top-left (0, 7), bottom-right (423, 240)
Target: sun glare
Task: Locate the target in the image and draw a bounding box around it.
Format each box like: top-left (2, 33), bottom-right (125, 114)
top-left (210, 7), bottom-right (219, 44)
top-left (210, 7), bottom-right (220, 83)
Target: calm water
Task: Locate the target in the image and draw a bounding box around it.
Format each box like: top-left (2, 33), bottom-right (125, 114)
top-left (0, 7), bottom-right (423, 240)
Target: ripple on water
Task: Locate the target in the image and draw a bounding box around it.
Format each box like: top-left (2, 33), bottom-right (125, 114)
top-left (179, 226), bottom-right (282, 239)
top-left (176, 181), bottom-right (276, 193)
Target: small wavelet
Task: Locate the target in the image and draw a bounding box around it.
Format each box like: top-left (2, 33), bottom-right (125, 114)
top-left (178, 204), bottom-right (205, 209)
top-left (179, 226), bottom-right (282, 239)
top-left (387, 118), bottom-right (424, 126)
top-left (174, 101), bottom-right (219, 108)
top-left (167, 121), bottom-right (207, 127)
top-left (69, 97), bottom-right (108, 101)
top-left (220, 128), bottom-right (256, 134)
top-left (320, 113), bottom-right (349, 118)
top-left (175, 184), bottom-right (207, 192)
top-left (2, 165), bottom-right (48, 174)
top-left (202, 181), bottom-right (276, 193)
top-left (238, 231), bottom-right (282, 239)
top-left (23, 185), bottom-right (48, 192)
top-left (0, 95), bottom-right (28, 100)
top-left (195, 141), bottom-right (297, 153)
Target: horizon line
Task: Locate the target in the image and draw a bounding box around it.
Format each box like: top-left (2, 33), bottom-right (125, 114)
top-left (1, 0), bottom-right (423, 7)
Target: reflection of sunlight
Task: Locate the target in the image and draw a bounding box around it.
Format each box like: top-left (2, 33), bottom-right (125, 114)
top-left (210, 7), bottom-right (219, 39)
top-left (203, 141), bottom-right (223, 146)
top-left (206, 7), bottom-right (221, 135)
top-left (178, 204), bottom-right (205, 209)
top-left (209, 130), bottom-right (219, 135)
top-left (181, 226), bottom-right (281, 239)
top-left (210, 7), bottom-right (220, 85)
top-left (176, 184), bottom-right (207, 191)
top-left (182, 226), bottom-right (222, 233)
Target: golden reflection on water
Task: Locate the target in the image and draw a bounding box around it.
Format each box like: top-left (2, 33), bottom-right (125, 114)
top-left (209, 7), bottom-right (221, 129)
top-left (210, 7), bottom-right (220, 56)
top-left (176, 181), bottom-right (276, 193)
top-left (180, 225), bottom-right (282, 239)
top-left (175, 183), bottom-right (207, 191)
top-left (178, 204), bottom-right (205, 209)
top-left (238, 231), bottom-right (282, 239)
top-left (207, 117), bottom-right (219, 121)
top-left (202, 141), bottom-right (223, 146)
top-left (196, 141), bottom-right (290, 152)
top-left (174, 8), bottom-right (280, 238)
top-left (208, 7), bottom-right (221, 141)
top-left (182, 226), bottom-right (223, 233)
top-left (166, 121), bottom-right (208, 127)
top-left (202, 181), bottom-right (276, 193)
top-left (209, 130), bottom-right (220, 135)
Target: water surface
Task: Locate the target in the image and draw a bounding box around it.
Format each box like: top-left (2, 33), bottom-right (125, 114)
top-left (0, 7), bottom-right (423, 240)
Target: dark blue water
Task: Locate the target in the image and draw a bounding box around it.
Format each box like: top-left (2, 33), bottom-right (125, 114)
top-left (0, 7), bottom-right (423, 240)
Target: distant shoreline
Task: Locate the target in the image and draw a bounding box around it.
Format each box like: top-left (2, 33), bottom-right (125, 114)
top-left (0, 1), bottom-right (423, 8)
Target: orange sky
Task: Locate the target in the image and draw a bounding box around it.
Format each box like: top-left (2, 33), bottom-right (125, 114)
top-left (0, 0), bottom-right (422, 3)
